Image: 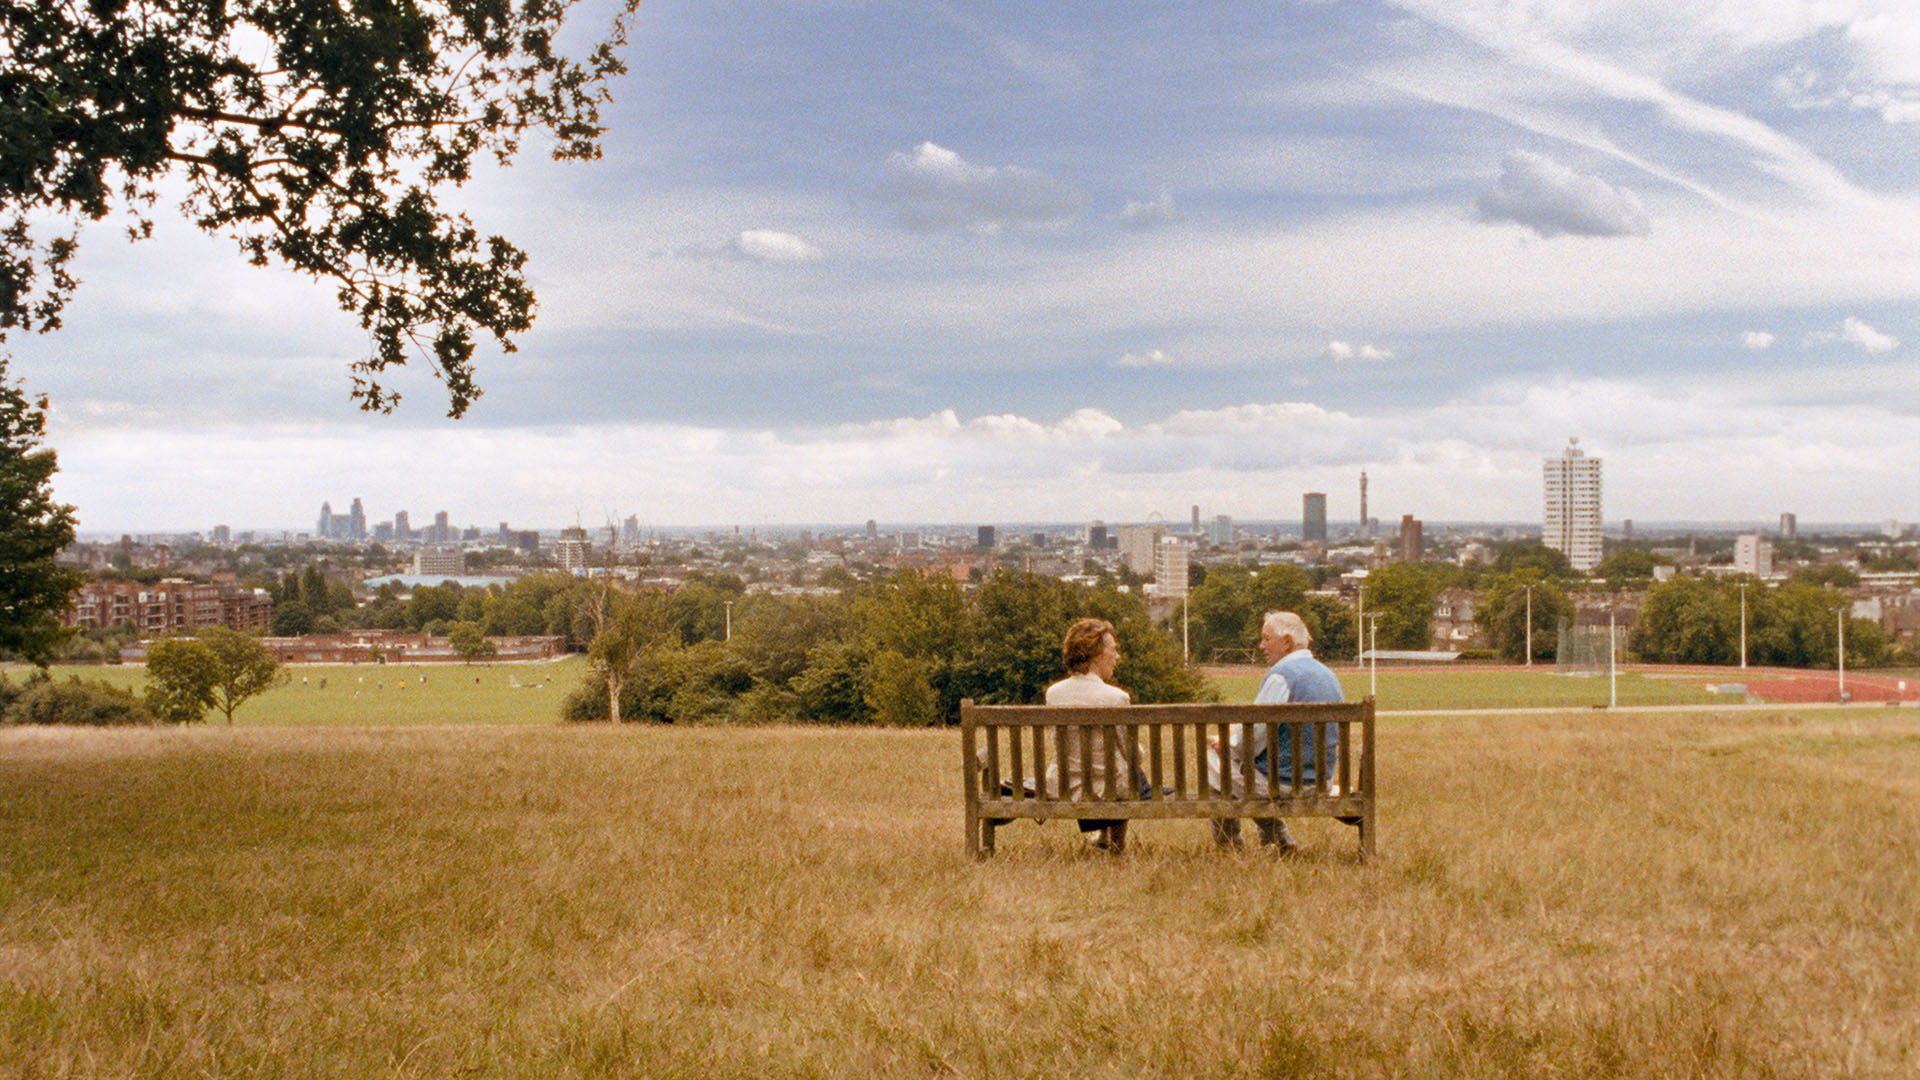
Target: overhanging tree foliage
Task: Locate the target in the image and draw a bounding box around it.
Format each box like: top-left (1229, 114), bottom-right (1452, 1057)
top-left (0, 358), bottom-right (82, 665)
top-left (2, 0), bottom-right (638, 416)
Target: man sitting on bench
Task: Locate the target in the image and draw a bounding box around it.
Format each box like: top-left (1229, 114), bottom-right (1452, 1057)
top-left (1210, 610), bottom-right (1343, 852)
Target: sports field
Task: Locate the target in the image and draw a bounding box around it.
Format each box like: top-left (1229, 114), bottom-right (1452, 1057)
top-left (1207, 665), bottom-right (1724, 710)
top-left (2, 657), bottom-right (585, 725)
top-left (3, 707), bottom-right (1916, 1078)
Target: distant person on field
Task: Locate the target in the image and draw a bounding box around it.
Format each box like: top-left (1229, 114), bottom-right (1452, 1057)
top-left (1210, 610), bottom-right (1343, 852)
top-left (1045, 617), bottom-right (1144, 852)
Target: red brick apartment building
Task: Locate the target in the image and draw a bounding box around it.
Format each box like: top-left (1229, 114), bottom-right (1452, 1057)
top-left (66, 579), bottom-right (273, 634)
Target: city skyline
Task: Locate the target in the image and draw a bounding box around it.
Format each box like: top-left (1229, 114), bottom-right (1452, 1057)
top-left (10, 1), bottom-right (1919, 531)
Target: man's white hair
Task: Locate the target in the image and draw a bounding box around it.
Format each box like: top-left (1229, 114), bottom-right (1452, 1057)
top-left (1262, 610), bottom-right (1310, 647)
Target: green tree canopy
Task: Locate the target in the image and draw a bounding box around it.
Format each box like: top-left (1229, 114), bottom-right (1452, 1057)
top-left (448, 621), bottom-right (495, 662)
top-left (144, 628), bottom-right (283, 724)
top-left (2, 0), bottom-right (638, 415)
top-left (0, 359), bottom-right (82, 665)
top-left (1362, 563), bottom-right (1443, 651)
top-left (1473, 573), bottom-right (1570, 662)
top-left (1633, 577), bottom-right (1737, 664)
top-left (1491, 542), bottom-right (1577, 580)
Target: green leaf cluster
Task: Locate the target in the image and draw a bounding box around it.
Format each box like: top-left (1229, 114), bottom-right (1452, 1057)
top-left (2, 0), bottom-right (639, 415)
top-left (0, 357), bottom-right (82, 664)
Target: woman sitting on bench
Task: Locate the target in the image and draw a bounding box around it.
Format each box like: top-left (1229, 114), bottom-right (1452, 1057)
top-left (1045, 617), bottom-right (1140, 852)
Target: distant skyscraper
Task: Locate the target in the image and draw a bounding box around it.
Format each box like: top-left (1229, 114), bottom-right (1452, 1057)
top-left (431, 510), bottom-right (451, 545)
top-left (1399, 515), bottom-right (1423, 562)
top-left (1359, 472), bottom-right (1369, 536)
top-left (976, 525), bottom-right (996, 549)
top-left (1190, 504), bottom-right (1200, 534)
top-left (317, 501), bottom-right (334, 538)
top-left (211, 524), bottom-right (231, 545)
top-left (1779, 512), bottom-right (1797, 539)
top-left (348, 498), bottom-right (367, 540)
top-left (393, 510), bottom-right (411, 540)
top-left (1088, 521), bottom-right (1108, 550)
top-left (1209, 514), bottom-right (1232, 547)
top-left (866, 519), bottom-right (878, 539)
top-left (1302, 492), bottom-right (1327, 542)
top-left (1543, 438), bottom-right (1602, 572)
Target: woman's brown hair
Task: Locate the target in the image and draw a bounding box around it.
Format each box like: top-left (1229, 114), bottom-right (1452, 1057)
top-left (1061, 617), bottom-right (1116, 674)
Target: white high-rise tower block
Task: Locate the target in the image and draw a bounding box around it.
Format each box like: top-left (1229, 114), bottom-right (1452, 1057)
top-left (1543, 438), bottom-right (1603, 572)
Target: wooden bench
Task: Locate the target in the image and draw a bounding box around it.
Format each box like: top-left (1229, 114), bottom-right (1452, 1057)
top-left (960, 699), bottom-right (1375, 858)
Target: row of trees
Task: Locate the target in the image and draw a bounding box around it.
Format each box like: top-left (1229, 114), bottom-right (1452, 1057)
top-left (1176, 546), bottom-right (1900, 670)
top-left (1633, 578), bottom-right (1892, 668)
top-left (572, 570), bottom-right (1211, 726)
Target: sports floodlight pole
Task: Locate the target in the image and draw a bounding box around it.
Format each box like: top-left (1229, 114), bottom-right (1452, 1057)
top-left (1367, 613), bottom-right (1381, 699)
top-left (1355, 588), bottom-right (1365, 667)
top-left (1837, 608), bottom-right (1847, 703)
top-left (1523, 583), bottom-right (1534, 667)
top-left (1608, 609), bottom-right (1618, 709)
top-left (1182, 594), bottom-right (1190, 665)
top-left (1738, 583), bottom-right (1749, 670)
top-left (724, 600), bottom-right (734, 642)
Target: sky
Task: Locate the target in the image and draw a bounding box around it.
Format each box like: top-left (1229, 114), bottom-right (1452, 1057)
top-left (12, 0), bottom-right (1920, 534)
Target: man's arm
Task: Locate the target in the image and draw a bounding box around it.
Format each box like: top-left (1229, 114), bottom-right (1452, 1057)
top-left (1252, 673), bottom-right (1292, 705)
top-left (1229, 672), bottom-right (1292, 762)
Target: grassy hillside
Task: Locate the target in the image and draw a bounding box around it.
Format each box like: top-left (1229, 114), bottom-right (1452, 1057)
top-left (3, 708), bottom-right (1915, 1077)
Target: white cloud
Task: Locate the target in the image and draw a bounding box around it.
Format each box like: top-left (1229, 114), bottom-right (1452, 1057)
top-left (668, 229), bottom-right (823, 263)
top-left (1116, 349), bottom-right (1174, 367)
top-left (1119, 193), bottom-right (1178, 230)
top-left (1324, 340), bottom-right (1395, 362)
top-left (730, 230), bottom-right (823, 262)
top-left (877, 142), bottom-right (1083, 231)
top-left (1806, 316), bottom-right (1900, 353)
top-left (1474, 151), bottom-right (1649, 238)
top-left (1742, 331), bottom-right (1776, 350)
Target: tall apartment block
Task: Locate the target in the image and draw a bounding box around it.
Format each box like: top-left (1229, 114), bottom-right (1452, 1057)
top-left (1399, 515), bottom-right (1423, 562)
top-left (1543, 438), bottom-right (1603, 572)
top-left (1302, 492), bottom-right (1327, 542)
top-left (1734, 533), bottom-right (1773, 577)
top-left (1117, 523), bottom-right (1166, 574)
top-left (1153, 535), bottom-right (1191, 596)
top-left (1778, 512), bottom-right (1797, 539)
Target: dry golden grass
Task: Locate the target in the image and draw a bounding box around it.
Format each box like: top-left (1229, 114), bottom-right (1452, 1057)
top-left (2, 709), bottom-right (1916, 1078)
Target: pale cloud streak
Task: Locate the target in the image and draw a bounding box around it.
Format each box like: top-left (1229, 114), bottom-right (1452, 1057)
top-left (877, 142), bottom-right (1083, 232)
top-left (1806, 316), bottom-right (1900, 353)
